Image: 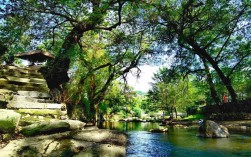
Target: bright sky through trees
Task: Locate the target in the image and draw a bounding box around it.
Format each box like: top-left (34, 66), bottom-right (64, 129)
top-left (126, 65), bottom-right (159, 92)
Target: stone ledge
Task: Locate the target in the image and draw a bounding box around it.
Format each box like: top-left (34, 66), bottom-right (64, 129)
top-left (0, 84), bottom-right (49, 93)
top-left (7, 101), bottom-right (64, 109)
top-left (17, 109), bottom-right (67, 116)
top-left (17, 91), bottom-right (50, 98)
top-left (12, 95), bottom-right (53, 103)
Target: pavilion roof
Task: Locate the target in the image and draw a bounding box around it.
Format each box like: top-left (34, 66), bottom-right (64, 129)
top-left (15, 50), bottom-right (55, 63)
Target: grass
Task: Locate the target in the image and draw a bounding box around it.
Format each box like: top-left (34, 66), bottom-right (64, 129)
top-left (183, 114), bottom-right (205, 120)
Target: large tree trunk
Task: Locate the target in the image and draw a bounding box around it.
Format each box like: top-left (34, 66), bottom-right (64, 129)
top-left (202, 58), bottom-right (221, 105)
top-left (187, 39), bottom-right (237, 103)
top-left (39, 23), bottom-right (93, 103)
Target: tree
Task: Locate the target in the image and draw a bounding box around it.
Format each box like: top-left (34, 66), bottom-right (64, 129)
top-left (148, 68), bottom-right (193, 118)
top-left (0, 9), bottom-right (30, 64)
top-left (63, 27), bottom-right (149, 124)
top-left (0, 0), bottom-right (144, 91)
top-left (149, 0), bottom-right (251, 102)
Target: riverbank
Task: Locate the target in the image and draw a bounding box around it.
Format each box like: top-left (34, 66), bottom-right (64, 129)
top-left (0, 127), bottom-right (127, 157)
top-left (167, 119), bottom-right (251, 133)
top-left (218, 120), bottom-right (251, 133)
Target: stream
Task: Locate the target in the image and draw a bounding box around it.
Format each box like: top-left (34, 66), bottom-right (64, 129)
top-left (101, 122), bottom-right (251, 157)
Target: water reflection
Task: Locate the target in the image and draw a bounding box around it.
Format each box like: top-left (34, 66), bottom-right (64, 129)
top-left (101, 122), bottom-right (251, 157)
top-left (101, 121), bottom-right (161, 132)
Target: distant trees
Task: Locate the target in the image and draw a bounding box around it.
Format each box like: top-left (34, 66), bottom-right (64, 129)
top-left (147, 68), bottom-right (202, 118)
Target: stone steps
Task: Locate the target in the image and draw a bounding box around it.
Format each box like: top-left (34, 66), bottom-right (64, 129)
top-left (0, 78), bottom-right (46, 86)
top-left (0, 83), bottom-right (49, 93)
top-left (17, 109), bottom-right (67, 116)
top-left (12, 95), bottom-right (54, 103)
top-left (0, 66), bottom-right (44, 79)
top-left (7, 101), bottom-right (65, 110)
top-left (1, 66), bottom-right (67, 119)
top-left (17, 91), bottom-right (51, 98)
top-left (5, 76), bottom-right (46, 84)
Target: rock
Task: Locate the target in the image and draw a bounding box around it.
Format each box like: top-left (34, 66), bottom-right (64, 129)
top-left (0, 66), bottom-right (49, 92)
top-left (149, 127), bottom-right (168, 133)
top-left (20, 121), bottom-right (70, 136)
top-left (0, 89), bottom-right (14, 108)
top-left (62, 120), bottom-right (86, 130)
top-left (7, 101), bottom-right (64, 109)
top-left (198, 120), bottom-right (230, 138)
top-left (0, 129), bottom-right (126, 157)
top-left (5, 76), bottom-right (47, 85)
top-left (20, 120), bottom-right (86, 136)
top-left (0, 89), bottom-right (14, 102)
top-left (173, 124), bottom-right (188, 128)
top-left (84, 126), bottom-right (99, 130)
top-left (60, 115), bottom-right (67, 120)
top-left (0, 83), bottom-right (49, 93)
top-left (2, 133), bottom-right (12, 141)
top-left (0, 109), bottom-right (21, 133)
top-left (12, 95), bottom-right (53, 103)
top-left (17, 109), bottom-right (67, 116)
top-left (73, 129), bottom-right (127, 146)
top-left (17, 91), bottom-right (50, 98)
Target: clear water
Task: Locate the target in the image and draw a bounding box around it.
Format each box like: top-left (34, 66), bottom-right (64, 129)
top-left (101, 122), bottom-right (251, 157)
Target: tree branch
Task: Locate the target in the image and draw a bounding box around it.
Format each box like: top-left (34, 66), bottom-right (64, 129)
top-left (227, 52), bottom-right (250, 78)
top-left (94, 1), bottom-right (125, 31)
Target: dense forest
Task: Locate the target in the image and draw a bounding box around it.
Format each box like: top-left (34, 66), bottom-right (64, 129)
top-left (0, 0), bottom-right (250, 124)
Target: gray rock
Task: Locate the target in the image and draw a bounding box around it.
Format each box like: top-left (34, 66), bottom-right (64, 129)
top-left (62, 120), bottom-right (86, 130)
top-left (17, 109), bottom-right (67, 116)
top-left (0, 129), bottom-right (126, 157)
top-left (20, 121), bottom-right (70, 136)
top-left (0, 89), bottom-right (14, 102)
top-left (7, 101), bottom-right (64, 109)
top-left (12, 95), bottom-right (53, 103)
top-left (17, 91), bottom-right (50, 98)
top-left (198, 120), bottom-right (230, 138)
top-left (73, 129), bottom-right (127, 146)
top-left (0, 109), bottom-right (21, 133)
top-left (149, 127), bottom-right (168, 133)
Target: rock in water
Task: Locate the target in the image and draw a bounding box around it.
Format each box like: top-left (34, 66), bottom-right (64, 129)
top-left (0, 109), bottom-right (21, 133)
top-left (198, 120), bottom-right (229, 138)
top-left (149, 127), bottom-right (168, 133)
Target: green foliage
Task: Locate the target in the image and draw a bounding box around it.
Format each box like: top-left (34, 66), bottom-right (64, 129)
top-left (1, 0), bottom-right (250, 121)
top-left (149, 0), bottom-right (251, 102)
top-left (183, 114), bottom-right (205, 120)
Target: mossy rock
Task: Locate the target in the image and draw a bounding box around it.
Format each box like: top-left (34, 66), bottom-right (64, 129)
top-left (17, 109), bottom-right (66, 116)
top-left (0, 89), bottom-right (14, 102)
top-left (20, 121), bottom-right (70, 136)
top-left (19, 116), bottom-right (54, 126)
top-left (0, 109), bottom-right (21, 133)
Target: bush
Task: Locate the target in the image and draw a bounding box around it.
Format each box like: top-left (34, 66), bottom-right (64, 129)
top-left (183, 114), bottom-right (204, 120)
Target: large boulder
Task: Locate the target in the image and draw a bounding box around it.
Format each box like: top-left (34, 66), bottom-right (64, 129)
top-left (198, 120), bottom-right (230, 138)
top-left (0, 129), bottom-right (126, 157)
top-left (62, 119), bottom-right (86, 130)
top-left (73, 129), bottom-right (127, 146)
top-left (0, 109), bottom-right (21, 133)
top-left (20, 120), bottom-right (86, 136)
top-left (20, 120), bottom-right (70, 136)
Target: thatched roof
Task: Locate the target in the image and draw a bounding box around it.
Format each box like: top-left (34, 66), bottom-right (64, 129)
top-left (15, 50), bottom-right (55, 63)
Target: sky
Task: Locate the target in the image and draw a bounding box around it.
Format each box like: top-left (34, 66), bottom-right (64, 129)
top-left (126, 65), bottom-right (159, 92)
top-left (126, 54), bottom-right (174, 92)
